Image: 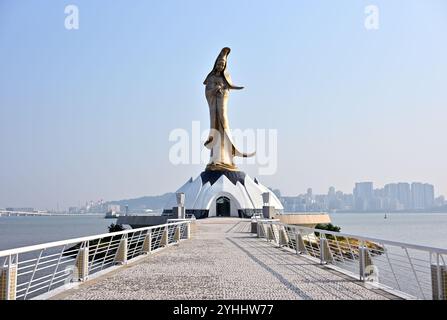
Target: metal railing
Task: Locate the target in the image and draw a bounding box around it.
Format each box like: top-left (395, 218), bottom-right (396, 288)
top-left (0, 220), bottom-right (191, 300)
top-left (256, 219), bottom-right (447, 300)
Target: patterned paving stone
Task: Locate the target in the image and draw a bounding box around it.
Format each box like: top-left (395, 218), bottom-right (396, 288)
top-left (56, 218), bottom-right (393, 300)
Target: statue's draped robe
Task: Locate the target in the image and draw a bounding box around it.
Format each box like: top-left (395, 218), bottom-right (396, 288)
top-left (204, 73), bottom-right (254, 171)
top-left (203, 47), bottom-right (255, 171)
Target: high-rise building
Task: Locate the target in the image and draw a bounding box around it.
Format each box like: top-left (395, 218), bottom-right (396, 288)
top-left (327, 186), bottom-right (339, 210)
top-left (410, 182), bottom-right (435, 210)
top-left (383, 183), bottom-right (399, 210)
top-left (423, 183), bottom-right (435, 209)
top-left (306, 188), bottom-right (313, 198)
top-left (397, 183), bottom-right (411, 209)
top-left (280, 182), bottom-right (441, 213)
top-left (342, 193), bottom-right (354, 210)
top-left (107, 204), bottom-right (121, 213)
top-left (68, 207), bottom-right (78, 214)
top-left (411, 182), bottom-right (425, 210)
top-left (353, 182), bottom-right (373, 211)
top-left (435, 196), bottom-right (445, 207)
top-left (384, 183), bottom-right (398, 200)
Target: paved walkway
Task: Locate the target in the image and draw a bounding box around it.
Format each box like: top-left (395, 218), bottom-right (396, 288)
top-left (55, 218), bottom-right (396, 300)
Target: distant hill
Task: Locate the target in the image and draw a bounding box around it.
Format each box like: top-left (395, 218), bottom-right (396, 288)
top-left (106, 193), bottom-right (174, 211)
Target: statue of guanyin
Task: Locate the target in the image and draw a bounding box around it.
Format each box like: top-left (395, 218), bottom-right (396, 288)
top-left (203, 47), bottom-right (255, 171)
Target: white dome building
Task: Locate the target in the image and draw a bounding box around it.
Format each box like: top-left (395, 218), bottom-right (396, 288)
top-left (163, 170), bottom-right (283, 219)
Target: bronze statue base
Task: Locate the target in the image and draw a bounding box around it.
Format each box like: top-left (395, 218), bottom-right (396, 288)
top-left (201, 168), bottom-right (246, 186)
top-left (206, 162), bottom-right (239, 172)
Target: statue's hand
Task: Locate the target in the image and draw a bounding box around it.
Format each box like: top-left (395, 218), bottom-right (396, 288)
top-left (214, 85), bottom-right (224, 96)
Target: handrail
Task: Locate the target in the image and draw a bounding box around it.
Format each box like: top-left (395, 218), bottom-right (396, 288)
top-left (256, 218), bottom-right (447, 300)
top-left (0, 220), bottom-right (192, 300)
top-left (261, 219), bottom-right (447, 255)
top-left (0, 221), bottom-right (187, 257)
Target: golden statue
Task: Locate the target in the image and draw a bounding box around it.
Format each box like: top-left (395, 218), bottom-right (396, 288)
top-left (203, 47), bottom-right (255, 171)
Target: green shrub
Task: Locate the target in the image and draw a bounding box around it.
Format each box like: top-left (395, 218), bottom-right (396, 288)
top-left (315, 223), bottom-right (341, 232)
top-left (108, 223), bottom-right (125, 233)
top-left (314, 223), bottom-right (341, 240)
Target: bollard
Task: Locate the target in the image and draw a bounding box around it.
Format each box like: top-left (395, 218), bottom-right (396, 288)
top-left (173, 193), bottom-right (186, 219)
top-left (262, 193), bottom-right (275, 219)
top-left (251, 221), bottom-right (258, 234)
top-left (75, 246), bottom-right (89, 281)
top-left (114, 235), bottom-right (128, 265)
top-left (0, 259), bottom-right (17, 300)
top-left (320, 238), bottom-right (333, 264)
top-left (142, 231), bottom-right (152, 254)
top-left (173, 206), bottom-right (186, 219)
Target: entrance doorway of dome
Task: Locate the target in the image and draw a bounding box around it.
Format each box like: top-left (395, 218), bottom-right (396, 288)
top-left (216, 196), bottom-right (231, 217)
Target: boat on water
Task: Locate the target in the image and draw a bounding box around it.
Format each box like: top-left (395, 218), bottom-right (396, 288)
top-left (105, 210), bottom-right (120, 219)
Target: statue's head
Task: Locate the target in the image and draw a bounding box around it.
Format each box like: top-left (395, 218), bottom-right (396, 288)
top-left (215, 59), bottom-right (226, 73)
top-left (204, 47), bottom-right (243, 90)
top-left (213, 47), bottom-right (230, 73)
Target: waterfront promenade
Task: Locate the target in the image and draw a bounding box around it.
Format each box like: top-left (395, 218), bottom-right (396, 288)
top-left (54, 218), bottom-right (396, 300)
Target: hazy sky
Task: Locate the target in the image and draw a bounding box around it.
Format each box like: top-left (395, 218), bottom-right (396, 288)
top-left (1, 1), bottom-right (446, 210)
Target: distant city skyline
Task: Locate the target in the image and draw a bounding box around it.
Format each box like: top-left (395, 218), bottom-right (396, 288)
top-left (279, 181), bottom-right (445, 213)
top-left (1, 1), bottom-right (447, 209)
top-left (3, 180), bottom-right (446, 213)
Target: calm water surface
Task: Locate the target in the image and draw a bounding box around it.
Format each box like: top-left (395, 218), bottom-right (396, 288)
top-left (0, 213), bottom-right (446, 251)
top-left (0, 215), bottom-right (116, 250)
top-left (329, 212), bottom-right (447, 249)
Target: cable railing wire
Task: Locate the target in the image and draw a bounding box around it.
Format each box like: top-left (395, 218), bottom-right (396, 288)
top-left (0, 220), bottom-right (191, 300)
top-left (256, 218), bottom-right (446, 300)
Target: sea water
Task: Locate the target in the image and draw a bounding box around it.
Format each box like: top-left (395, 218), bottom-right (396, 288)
top-left (0, 213), bottom-right (446, 251)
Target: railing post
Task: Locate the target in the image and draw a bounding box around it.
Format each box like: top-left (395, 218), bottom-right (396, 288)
top-left (359, 245), bottom-right (366, 280)
top-left (320, 238), bottom-right (333, 265)
top-left (296, 233), bottom-right (307, 254)
top-left (160, 226), bottom-right (169, 247)
top-left (257, 222), bottom-right (263, 238)
top-left (186, 222), bottom-right (191, 240)
top-left (174, 225), bottom-right (181, 242)
top-left (320, 238), bottom-right (327, 264)
top-left (0, 255), bottom-right (17, 300)
top-left (359, 244), bottom-right (373, 281)
top-left (75, 243), bottom-right (89, 281)
top-left (142, 231), bottom-right (152, 254)
top-left (114, 235), bottom-right (128, 265)
top-left (431, 254), bottom-right (446, 300)
top-left (251, 220), bottom-right (258, 234)
top-left (267, 224), bottom-right (275, 242)
top-left (278, 226), bottom-right (289, 247)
